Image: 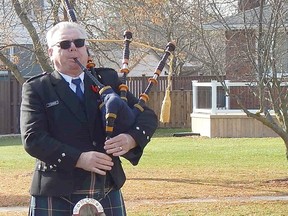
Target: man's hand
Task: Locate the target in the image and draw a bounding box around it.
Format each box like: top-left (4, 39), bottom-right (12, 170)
top-left (104, 133), bottom-right (136, 156)
top-left (76, 151), bottom-right (114, 175)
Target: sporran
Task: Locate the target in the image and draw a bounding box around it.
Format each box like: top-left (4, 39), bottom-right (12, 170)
top-left (72, 198), bottom-right (105, 216)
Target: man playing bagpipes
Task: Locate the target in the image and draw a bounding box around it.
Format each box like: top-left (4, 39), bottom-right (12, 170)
top-left (20, 21), bottom-right (158, 216)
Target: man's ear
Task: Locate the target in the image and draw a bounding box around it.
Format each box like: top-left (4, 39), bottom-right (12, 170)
top-left (48, 48), bottom-right (54, 61)
top-left (48, 48), bottom-right (53, 57)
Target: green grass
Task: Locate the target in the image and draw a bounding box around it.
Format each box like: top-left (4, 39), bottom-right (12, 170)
top-left (0, 130), bottom-right (288, 215)
top-left (0, 136), bottom-right (34, 171)
top-left (128, 136), bottom-right (287, 171)
top-left (152, 128), bottom-right (191, 137)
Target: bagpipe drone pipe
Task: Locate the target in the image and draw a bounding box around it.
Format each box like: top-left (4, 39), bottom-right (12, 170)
top-left (74, 41), bottom-right (175, 139)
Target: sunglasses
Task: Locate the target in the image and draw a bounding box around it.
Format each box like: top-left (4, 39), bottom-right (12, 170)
top-left (53, 39), bottom-right (85, 49)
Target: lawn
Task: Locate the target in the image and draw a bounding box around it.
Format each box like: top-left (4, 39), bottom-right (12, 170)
top-left (0, 129), bottom-right (288, 215)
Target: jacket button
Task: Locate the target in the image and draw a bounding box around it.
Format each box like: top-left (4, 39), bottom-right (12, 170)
top-left (92, 141), bottom-right (97, 146)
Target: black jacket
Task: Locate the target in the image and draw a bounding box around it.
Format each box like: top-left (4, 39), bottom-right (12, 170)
top-left (20, 68), bottom-right (158, 196)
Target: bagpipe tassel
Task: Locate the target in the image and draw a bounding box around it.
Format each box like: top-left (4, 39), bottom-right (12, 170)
top-left (160, 88), bottom-right (171, 123)
top-left (160, 52), bottom-right (174, 123)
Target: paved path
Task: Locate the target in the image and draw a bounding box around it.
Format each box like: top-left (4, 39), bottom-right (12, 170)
top-left (1, 195), bottom-right (288, 212)
top-left (0, 206), bottom-right (28, 213)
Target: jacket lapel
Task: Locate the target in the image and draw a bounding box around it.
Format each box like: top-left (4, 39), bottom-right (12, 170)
top-left (50, 71), bottom-right (87, 122)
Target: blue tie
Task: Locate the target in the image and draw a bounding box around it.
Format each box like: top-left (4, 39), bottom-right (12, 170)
top-left (72, 78), bottom-right (84, 101)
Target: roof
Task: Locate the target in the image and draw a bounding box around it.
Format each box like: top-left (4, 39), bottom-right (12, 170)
top-left (91, 48), bottom-right (170, 77)
top-left (203, 3), bottom-right (288, 30)
top-left (127, 50), bottom-right (169, 77)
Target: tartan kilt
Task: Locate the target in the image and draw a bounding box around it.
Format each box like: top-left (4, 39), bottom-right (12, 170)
top-left (28, 189), bottom-right (126, 216)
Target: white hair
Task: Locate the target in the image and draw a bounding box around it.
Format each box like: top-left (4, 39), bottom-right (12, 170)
top-left (46, 22), bottom-right (87, 48)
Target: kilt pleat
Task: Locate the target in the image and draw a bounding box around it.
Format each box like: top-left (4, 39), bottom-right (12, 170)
top-left (28, 189), bottom-right (126, 216)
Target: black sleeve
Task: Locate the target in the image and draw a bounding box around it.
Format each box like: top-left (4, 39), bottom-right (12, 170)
top-left (123, 93), bottom-right (158, 165)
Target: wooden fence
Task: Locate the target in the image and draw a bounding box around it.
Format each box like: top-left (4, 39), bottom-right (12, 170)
top-left (147, 90), bottom-right (192, 128)
top-left (0, 74), bottom-right (212, 134)
top-left (128, 75), bottom-right (221, 95)
top-left (0, 73), bottom-right (22, 134)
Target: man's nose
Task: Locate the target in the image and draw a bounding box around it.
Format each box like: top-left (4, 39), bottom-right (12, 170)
top-left (69, 41), bottom-right (77, 50)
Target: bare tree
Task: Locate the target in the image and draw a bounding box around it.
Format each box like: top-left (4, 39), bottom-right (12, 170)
top-left (12, 0), bottom-right (53, 72)
top-left (196, 0), bottom-right (288, 157)
top-left (1, 0), bottom-right (213, 84)
top-left (72, 0), bottom-right (208, 75)
top-left (0, 0), bottom-right (58, 84)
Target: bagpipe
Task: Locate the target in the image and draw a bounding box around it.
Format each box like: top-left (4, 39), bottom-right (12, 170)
top-left (74, 42), bottom-right (175, 139)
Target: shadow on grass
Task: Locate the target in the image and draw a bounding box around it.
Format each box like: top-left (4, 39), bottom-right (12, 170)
top-left (153, 128), bottom-right (191, 137)
top-left (128, 177), bottom-right (203, 184)
top-left (0, 135), bottom-right (22, 147)
top-left (128, 177), bottom-right (288, 195)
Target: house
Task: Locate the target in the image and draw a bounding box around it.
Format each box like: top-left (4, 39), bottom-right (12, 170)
top-left (203, 0), bottom-right (288, 81)
top-left (190, 0), bottom-right (285, 138)
top-left (127, 49), bottom-right (169, 77)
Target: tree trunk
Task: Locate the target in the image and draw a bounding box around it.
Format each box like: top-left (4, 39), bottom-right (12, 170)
top-left (12, 0), bottom-right (53, 73)
top-left (0, 52), bottom-right (25, 85)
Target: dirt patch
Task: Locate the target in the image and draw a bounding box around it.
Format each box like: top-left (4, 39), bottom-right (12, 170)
top-left (1, 171), bottom-right (288, 207)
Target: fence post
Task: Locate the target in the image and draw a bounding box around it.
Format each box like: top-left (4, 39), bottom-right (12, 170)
top-left (225, 80), bottom-right (230, 109)
top-left (180, 88), bottom-right (184, 127)
top-left (211, 80), bottom-right (217, 114)
top-left (192, 80), bottom-right (198, 112)
top-left (141, 74), bottom-right (146, 93)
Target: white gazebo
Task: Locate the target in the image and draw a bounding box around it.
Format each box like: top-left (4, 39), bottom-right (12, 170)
top-left (191, 80), bottom-right (278, 138)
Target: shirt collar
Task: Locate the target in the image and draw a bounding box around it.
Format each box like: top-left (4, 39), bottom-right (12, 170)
top-left (58, 71), bottom-right (84, 85)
